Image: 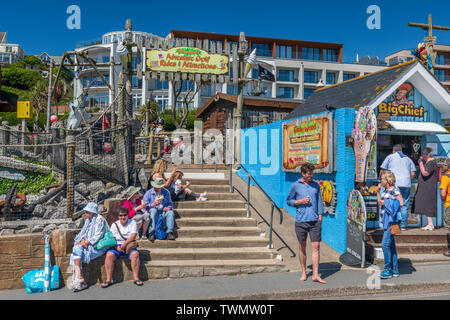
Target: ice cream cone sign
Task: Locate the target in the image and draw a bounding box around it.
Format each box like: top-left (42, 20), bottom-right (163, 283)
top-left (352, 106), bottom-right (377, 183)
top-left (244, 48), bottom-right (257, 78)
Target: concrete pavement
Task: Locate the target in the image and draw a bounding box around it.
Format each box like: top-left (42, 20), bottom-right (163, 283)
top-left (0, 261), bottom-right (449, 300)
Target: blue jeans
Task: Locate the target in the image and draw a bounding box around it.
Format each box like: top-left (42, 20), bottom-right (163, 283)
top-left (398, 187), bottom-right (411, 228)
top-left (149, 207), bottom-right (175, 233)
top-left (381, 228), bottom-right (398, 274)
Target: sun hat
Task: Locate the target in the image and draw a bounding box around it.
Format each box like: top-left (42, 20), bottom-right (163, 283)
top-left (83, 202), bottom-right (98, 215)
top-left (151, 177), bottom-right (165, 189)
top-left (125, 186), bottom-right (141, 200)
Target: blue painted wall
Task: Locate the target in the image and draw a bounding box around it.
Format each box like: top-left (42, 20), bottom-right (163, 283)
top-left (238, 108), bottom-right (356, 254)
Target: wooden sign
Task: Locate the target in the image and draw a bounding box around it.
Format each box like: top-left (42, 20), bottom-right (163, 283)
top-left (283, 117), bottom-right (329, 170)
top-left (146, 47), bottom-right (229, 75)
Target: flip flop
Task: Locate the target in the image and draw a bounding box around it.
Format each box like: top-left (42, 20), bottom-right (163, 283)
top-left (134, 280), bottom-right (144, 286)
top-left (101, 281), bottom-right (114, 288)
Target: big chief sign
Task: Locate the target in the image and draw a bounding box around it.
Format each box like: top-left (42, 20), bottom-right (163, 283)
top-left (146, 47), bottom-right (229, 75)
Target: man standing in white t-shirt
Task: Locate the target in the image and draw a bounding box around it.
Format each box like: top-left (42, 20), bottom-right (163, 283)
top-left (380, 144), bottom-right (416, 230)
top-left (102, 207), bottom-right (143, 287)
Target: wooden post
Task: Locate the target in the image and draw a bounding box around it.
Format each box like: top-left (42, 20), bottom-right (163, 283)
top-left (66, 133), bottom-right (75, 219)
top-left (408, 14), bottom-right (450, 73)
top-left (147, 133), bottom-right (154, 164)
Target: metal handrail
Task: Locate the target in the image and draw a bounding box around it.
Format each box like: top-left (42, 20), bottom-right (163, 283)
top-left (230, 156), bottom-right (296, 258)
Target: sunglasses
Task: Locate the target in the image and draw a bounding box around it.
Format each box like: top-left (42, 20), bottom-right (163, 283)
top-left (119, 214), bottom-right (128, 217)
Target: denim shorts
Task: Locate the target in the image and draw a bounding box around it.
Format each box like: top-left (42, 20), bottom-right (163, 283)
top-left (295, 221), bottom-right (322, 243)
top-left (107, 245), bottom-right (138, 260)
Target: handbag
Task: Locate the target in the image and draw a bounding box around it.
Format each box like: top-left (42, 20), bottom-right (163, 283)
top-left (96, 231), bottom-right (117, 250)
top-left (114, 222), bottom-right (139, 255)
top-left (390, 224), bottom-right (402, 235)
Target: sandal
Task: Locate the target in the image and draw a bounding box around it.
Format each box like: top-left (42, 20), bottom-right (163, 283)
top-left (134, 280), bottom-right (143, 286)
top-left (421, 225), bottom-right (434, 231)
top-left (101, 281), bottom-right (114, 288)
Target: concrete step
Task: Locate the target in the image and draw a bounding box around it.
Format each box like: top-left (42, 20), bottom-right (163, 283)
top-left (174, 200), bottom-right (246, 209)
top-left (176, 226), bottom-right (263, 238)
top-left (175, 208), bottom-right (247, 218)
top-left (188, 185), bottom-right (230, 193)
top-left (368, 242), bottom-right (449, 255)
top-left (142, 259), bottom-right (289, 279)
top-left (177, 179), bottom-right (229, 185)
top-left (195, 193), bottom-right (241, 200)
top-left (137, 236), bottom-right (269, 249)
top-left (139, 247), bottom-right (278, 261)
top-left (176, 217), bottom-right (257, 227)
top-left (367, 228), bottom-right (449, 244)
top-left (374, 254), bottom-right (450, 265)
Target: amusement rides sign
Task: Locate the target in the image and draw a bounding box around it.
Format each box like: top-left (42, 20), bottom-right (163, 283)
top-left (146, 47), bottom-right (229, 75)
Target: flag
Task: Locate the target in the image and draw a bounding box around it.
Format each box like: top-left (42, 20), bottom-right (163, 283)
top-left (258, 65), bottom-right (275, 82)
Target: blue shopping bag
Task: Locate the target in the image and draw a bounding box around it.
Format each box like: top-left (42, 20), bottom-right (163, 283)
top-left (22, 265), bottom-right (60, 294)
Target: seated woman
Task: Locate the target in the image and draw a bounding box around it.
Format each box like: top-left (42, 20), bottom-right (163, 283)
top-left (102, 207), bottom-right (143, 287)
top-left (122, 186), bottom-right (150, 239)
top-left (147, 158), bottom-right (177, 191)
top-left (69, 202), bottom-right (108, 292)
top-left (170, 170), bottom-right (207, 202)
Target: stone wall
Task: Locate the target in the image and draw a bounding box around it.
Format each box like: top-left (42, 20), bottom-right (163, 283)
top-left (0, 200), bottom-right (123, 292)
top-left (0, 229), bottom-right (77, 291)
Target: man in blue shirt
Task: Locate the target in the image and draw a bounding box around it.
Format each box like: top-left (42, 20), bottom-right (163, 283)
top-left (287, 163), bottom-right (326, 284)
top-left (380, 144), bottom-right (416, 230)
top-left (141, 177), bottom-right (176, 241)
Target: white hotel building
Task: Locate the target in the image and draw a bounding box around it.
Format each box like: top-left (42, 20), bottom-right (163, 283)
top-left (73, 29), bottom-right (387, 112)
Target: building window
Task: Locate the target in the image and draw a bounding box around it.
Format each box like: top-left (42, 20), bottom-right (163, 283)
top-left (304, 71), bottom-right (319, 83)
top-left (276, 45), bottom-right (293, 59)
top-left (323, 49), bottom-right (337, 62)
top-left (302, 47), bottom-right (320, 61)
top-left (227, 41), bottom-right (239, 52)
top-left (278, 69), bottom-right (296, 82)
top-left (155, 80), bottom-right (169, 90)
top-left (132, 93), bottom-right (142, 110)
top-left (86, 93), bottom-right (109, 109)
top-left (227, 84), bottom-right (238, 95)
top-left (209, 40), bottom-right (223, 49)
top-left (277, 87), bottom-right (294, 99)
top-left (304, 88), bottom-right (315, 99)
top-left (343, 73), bottom-right (356, 81)
top-left (154, 95), bottom-right (169, 112)
top-left (436, 54), bottom-right (446, 65)
top-left (251, 43), bottom-right (272, 57)
top-left (201, 83), bottom-right (222, 97)
top-left (132, 75), bottom-right (142, 89)
top-left (435, 69), bottom-right (445, 82)
top-left (326, 72), bottom-right (337, 85)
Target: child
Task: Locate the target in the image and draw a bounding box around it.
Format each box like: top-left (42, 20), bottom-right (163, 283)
top-left (171, 171), bottom-right (207, 202)
top-left (376, 170), bottom-right (403, 279)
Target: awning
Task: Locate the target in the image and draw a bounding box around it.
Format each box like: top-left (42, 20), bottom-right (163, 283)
top-left (385, 121), bottom-right (449, 134)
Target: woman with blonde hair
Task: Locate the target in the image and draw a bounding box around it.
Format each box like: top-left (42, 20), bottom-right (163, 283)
top-left (147, 158), bottom-right (176, 191)
top-left (377, 170), bottom-right (403, 279)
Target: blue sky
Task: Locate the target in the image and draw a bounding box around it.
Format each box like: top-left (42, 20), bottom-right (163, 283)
top-left (1, 0), bottom-right (450, 62)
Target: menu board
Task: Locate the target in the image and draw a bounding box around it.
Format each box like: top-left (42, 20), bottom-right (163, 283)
top-left (345, 189), bottom-right (367, 266)
top-left (283, 117), bottom-right (329, 170)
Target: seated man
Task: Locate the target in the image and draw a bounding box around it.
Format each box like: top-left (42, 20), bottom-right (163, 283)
top-left (102, 207), bottom-right (143, 287)
top-left (141, 177), bottom-right (176, 241)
